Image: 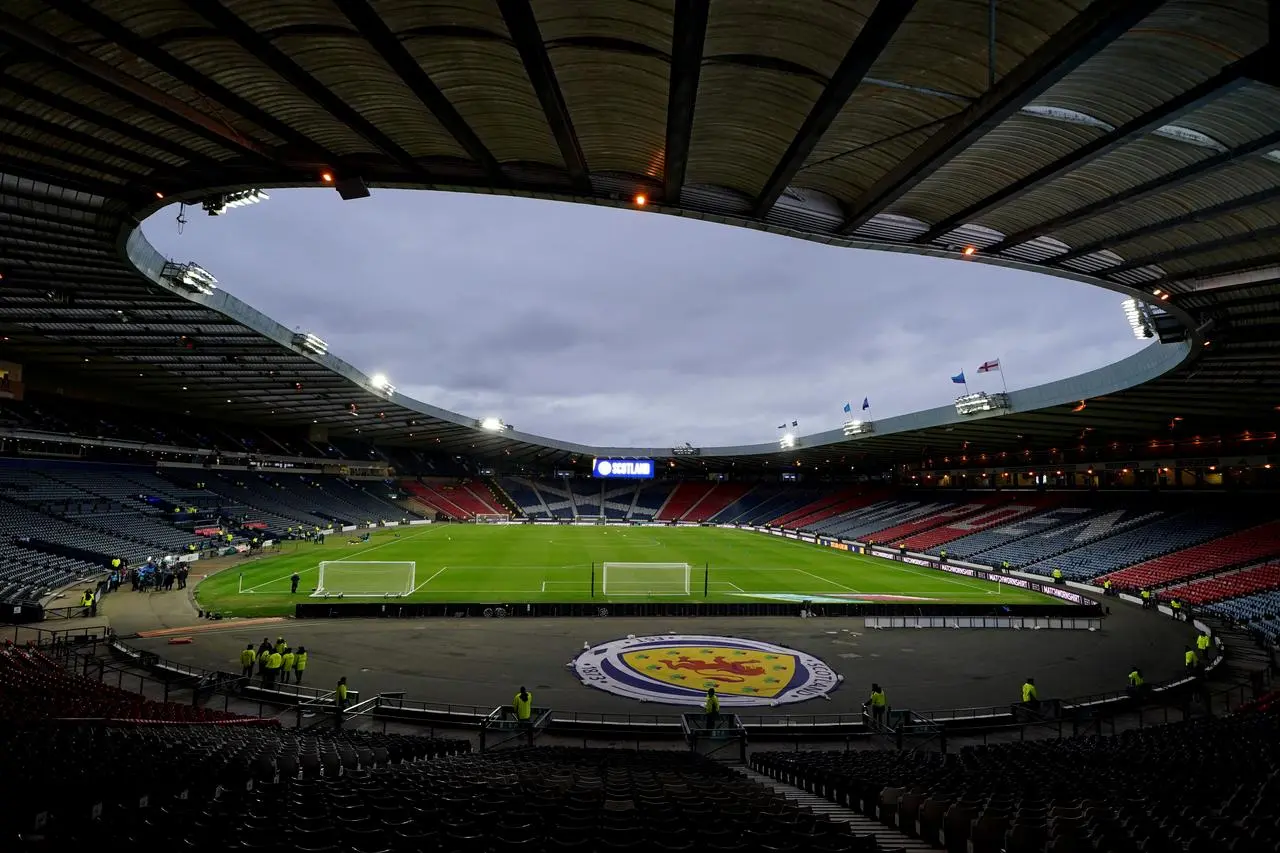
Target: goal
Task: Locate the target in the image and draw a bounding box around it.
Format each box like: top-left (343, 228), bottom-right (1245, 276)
top-left (602, 562), bottom-right (691, 596)
top-left (313, 561), bottom-right (416, 598)
top-left (474, 513), bottom-right (511, 524)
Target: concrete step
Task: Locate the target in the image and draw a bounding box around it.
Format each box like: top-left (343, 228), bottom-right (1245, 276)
top-left (731, 766), bottom-right (934, 853)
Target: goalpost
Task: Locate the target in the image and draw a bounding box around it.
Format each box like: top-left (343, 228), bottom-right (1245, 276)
top-left (313, 561), bottom-right (416, 598)
top-left (601, 562), bottom-right (691, 596)
top-left (474, 513), bottom-right (511, 524)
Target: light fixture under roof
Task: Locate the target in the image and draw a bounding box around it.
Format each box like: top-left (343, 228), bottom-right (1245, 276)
top-left (160, 261), bottom-right (217, 295)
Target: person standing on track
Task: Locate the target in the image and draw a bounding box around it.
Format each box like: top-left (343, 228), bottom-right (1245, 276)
top-left (293, 647), bottom-right (307, 683)
top-left (239, 644), bottom-right (256, 681)
top-left (703, 687), bottom-right (720, 730)
top-left (866, 683), bottom-right (888, 729)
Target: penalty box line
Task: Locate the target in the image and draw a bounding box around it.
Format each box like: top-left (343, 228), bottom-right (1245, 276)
top-left (240, 526), bottom-right (443, 594)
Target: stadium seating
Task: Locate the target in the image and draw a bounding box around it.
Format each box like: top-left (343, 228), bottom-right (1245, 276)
top-left (776, 490), bottom-right (885, 531)
top-left (0, 646), bottom-right (246, 724)
top-left (709, 485), bottom-right (784, 523)
top-left (529, 479), bottom-right (577, 519)
top-left (811, 499), bottom-right (965, 542)
top-left (924, 505), bottom-right (1095, 559)
top-left (631, 481), bottom-right (675, 520)
top-left (601, 482), bottom-right (643, 519)
top-left (1, 722), bottom-right (471, 849)
top-left (862, 497), bottom-right (1007, 545)
top-left (903, 496), bottom-right (1059, 553)
top-left (752, 706), bottom-right (1280, 853)
top-left (501, 476), bottom-right (552, 519)
top-left (1029, 511), bottom-right (1245, 581)
top-left (401, 479), bottom-right (496, 517)
top-left (1160, 562), bottom-right (1280, 605)
top-left (739, 489), bottom-right (826, 525)
top-left (681, 483), bottom-right (754, 522)
top-left (655, 482), bottom-right (715, 521)
top-left (976, 505), bottom-right (1166, 569)
top-left (1206, 589), bottom-right (1280, 624)
top-left (1102, 520), bottom-right (1280, 590)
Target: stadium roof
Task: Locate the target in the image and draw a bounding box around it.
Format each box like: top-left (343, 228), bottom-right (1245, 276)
top-left (1, 0), bottom-right (1279, 470)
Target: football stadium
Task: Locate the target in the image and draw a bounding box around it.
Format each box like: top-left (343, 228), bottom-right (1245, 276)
top-left (2, 2), bottom-right (1280, 851)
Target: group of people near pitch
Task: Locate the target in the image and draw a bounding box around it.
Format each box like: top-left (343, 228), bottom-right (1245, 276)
top-left (846, 630), bottom-right (1216, 729)
top-left (239, 636), bottom-right (308, 687)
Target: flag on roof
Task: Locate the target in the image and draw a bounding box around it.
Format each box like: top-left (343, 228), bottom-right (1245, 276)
top-left (862, 397), bottom-right (870, 411)
top-left (977, 359), bottom-right (1000, 373)
top-left (791, 420), bottom-right (798, 427)
top-left (951, 372), bottom-right (966, 384)
top-left (843, 402), bottom-right (852, 414)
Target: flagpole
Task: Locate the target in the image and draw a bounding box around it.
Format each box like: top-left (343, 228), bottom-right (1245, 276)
top-left (998, 358), bottom-right (1008, 395)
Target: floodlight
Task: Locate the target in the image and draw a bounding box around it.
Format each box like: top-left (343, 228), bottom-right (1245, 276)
top-left (1121, 297), bottom-right (1155, 340)
top-left (954, 392), bottom-right (1010, 416)
top-left (159, 261), bottom-right (218, 295)
top-left (202, 188), bottom-right (269, 215)
top-left (779, 433), bottom-right (797, 450)
top-left (478, 417), bottom-right (507, 432)
top-left (293, 332), bottom-right (327, 356)
top-left (842, 419), bottom-right (875, 437)
top-left (369, 374), bottom-right (396, 395)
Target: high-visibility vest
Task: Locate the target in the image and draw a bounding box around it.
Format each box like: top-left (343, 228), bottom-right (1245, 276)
top-left (1022, 682), bottom-right (1038, 702)
top-left (337, 683), bottom-right (348, 701)
top-left (1128, 671), bottom-right (1143, 687)
top-left (267, 653), bottom-right (282, 671)
top-left (1141, 591), bottom-right (1150, 600)
top-left (1196, 635), bottom-right (1210, 651)
top-left (1185, 650), bottom-right (1198, 666)
top-left (240, 650), bottom-right (256, 668)
top-left (275, 640), bottom-right (286, 654)
top-left (704, 694), bottom-right (720, 714)
top-left (294, 653), bottom-right (307, 672)
top-left (1171, 600), bottom-right (1182, 610)
top-left (869, 690), bottom-right (887, 708)
top-left (259, 649), bottom-right (271, 665)
top-left (282, 653), bottom-right (295, 672)
top-left (513, 691), bottom-right (533, 720)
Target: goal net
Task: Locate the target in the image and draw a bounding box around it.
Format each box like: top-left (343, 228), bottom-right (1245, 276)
top-left (602, 562), bottom-right (691, 596)
top-left (313, 561), bottom-right (416, 598)
top-left (474, 513), bottom-right (511, 524)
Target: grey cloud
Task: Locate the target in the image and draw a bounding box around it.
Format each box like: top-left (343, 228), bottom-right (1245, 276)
top-left (142, 190), bottom-right (1145, 447)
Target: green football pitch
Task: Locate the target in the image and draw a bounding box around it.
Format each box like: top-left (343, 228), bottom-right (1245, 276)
top-left (194, 524), bottom-right (1057, 617)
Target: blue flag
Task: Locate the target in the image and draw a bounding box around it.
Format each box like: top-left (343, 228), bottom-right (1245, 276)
top-left (842, 402), bottom-right (852, 414)
top-left (951, 372), bottom-right (966, 384)
top-left (862, 397), bottom-right (870, 411)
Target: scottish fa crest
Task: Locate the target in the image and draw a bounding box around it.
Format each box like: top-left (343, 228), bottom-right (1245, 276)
top-left (572, 635), bottom-right (840, 706)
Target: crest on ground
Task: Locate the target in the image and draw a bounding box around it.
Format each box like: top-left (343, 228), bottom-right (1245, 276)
top-left (572, 634), bottom-right (840, 707)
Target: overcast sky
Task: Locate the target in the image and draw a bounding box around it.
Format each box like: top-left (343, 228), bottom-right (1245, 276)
top-left (142, 190), bottom-right (1145, 447)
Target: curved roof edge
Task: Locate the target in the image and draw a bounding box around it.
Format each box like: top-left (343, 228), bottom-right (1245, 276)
top-left (122, 187), bottom-right (1200, 459)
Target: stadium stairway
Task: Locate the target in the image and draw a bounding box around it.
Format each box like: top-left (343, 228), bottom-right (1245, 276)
top-left (733, 766), bottom-right (929, 853)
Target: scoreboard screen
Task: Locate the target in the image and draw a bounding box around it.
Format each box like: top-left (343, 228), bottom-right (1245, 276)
top-left (593, 458), bottom-right (655, 479)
